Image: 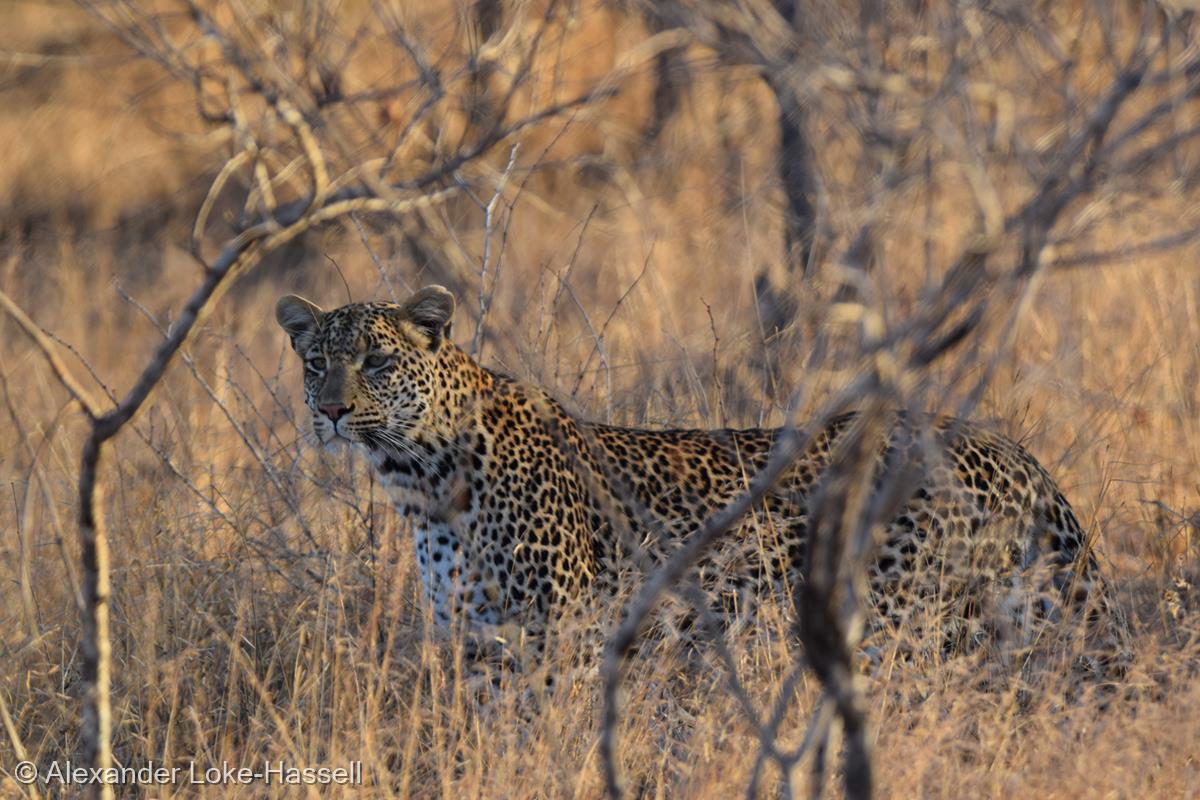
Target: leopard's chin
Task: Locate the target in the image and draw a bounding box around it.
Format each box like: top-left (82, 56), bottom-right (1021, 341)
top-left (312, 417), bottom-right (351, 448)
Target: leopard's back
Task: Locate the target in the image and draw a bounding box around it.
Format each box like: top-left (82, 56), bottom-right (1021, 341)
top-left (580, 411), bottom-right (1104, 635)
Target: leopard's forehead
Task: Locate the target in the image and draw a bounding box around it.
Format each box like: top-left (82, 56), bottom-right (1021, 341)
top-left (314, 302), bottom-right (407, 356)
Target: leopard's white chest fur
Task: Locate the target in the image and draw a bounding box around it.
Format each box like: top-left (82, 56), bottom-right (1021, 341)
top-left (368, 447), bottom-right (501, 628)
top-left (412, 520), bottom-right (464, 627)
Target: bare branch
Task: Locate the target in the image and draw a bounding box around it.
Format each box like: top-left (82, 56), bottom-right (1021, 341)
top-left (0, 285), bottom-right (105, 420)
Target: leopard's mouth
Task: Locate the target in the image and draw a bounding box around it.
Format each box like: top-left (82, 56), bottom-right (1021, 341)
top-left (313, 414), bottom-right (360, 446)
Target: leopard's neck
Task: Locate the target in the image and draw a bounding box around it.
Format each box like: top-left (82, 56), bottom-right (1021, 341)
top-left (362, 344), bottom-right (494, 519)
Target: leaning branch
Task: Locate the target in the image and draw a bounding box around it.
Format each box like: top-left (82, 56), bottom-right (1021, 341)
top-left (0, 287), bottom-right (105, 420)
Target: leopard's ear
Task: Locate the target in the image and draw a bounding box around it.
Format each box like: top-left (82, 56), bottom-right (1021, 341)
top-left (275, 295), bottom-right (324, 351)
top-left (401, 285), bottom-right (455, 349)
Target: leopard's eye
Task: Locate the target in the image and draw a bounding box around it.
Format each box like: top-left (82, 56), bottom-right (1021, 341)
top-left (363, 353), bottom-right (391, 370)
top-left (306, 356), bottom-right (327, 372)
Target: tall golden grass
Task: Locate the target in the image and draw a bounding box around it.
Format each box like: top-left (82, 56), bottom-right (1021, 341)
top-left (0, 1), bottom-right (1198, 797)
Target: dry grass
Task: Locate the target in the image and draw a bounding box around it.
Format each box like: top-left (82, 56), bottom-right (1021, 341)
top-left (1, 1), bottom-right (1199, 797)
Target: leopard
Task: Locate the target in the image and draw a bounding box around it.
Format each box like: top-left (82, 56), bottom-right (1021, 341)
top-left (274, 285), bottom-right (1120, 670)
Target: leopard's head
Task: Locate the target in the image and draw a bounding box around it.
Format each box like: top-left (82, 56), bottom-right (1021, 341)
top-left (274, 286), bottom-right (455, 450)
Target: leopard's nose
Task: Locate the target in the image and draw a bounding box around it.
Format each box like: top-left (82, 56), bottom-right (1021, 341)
top-left (319, 402), bottom-right (352, 422)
